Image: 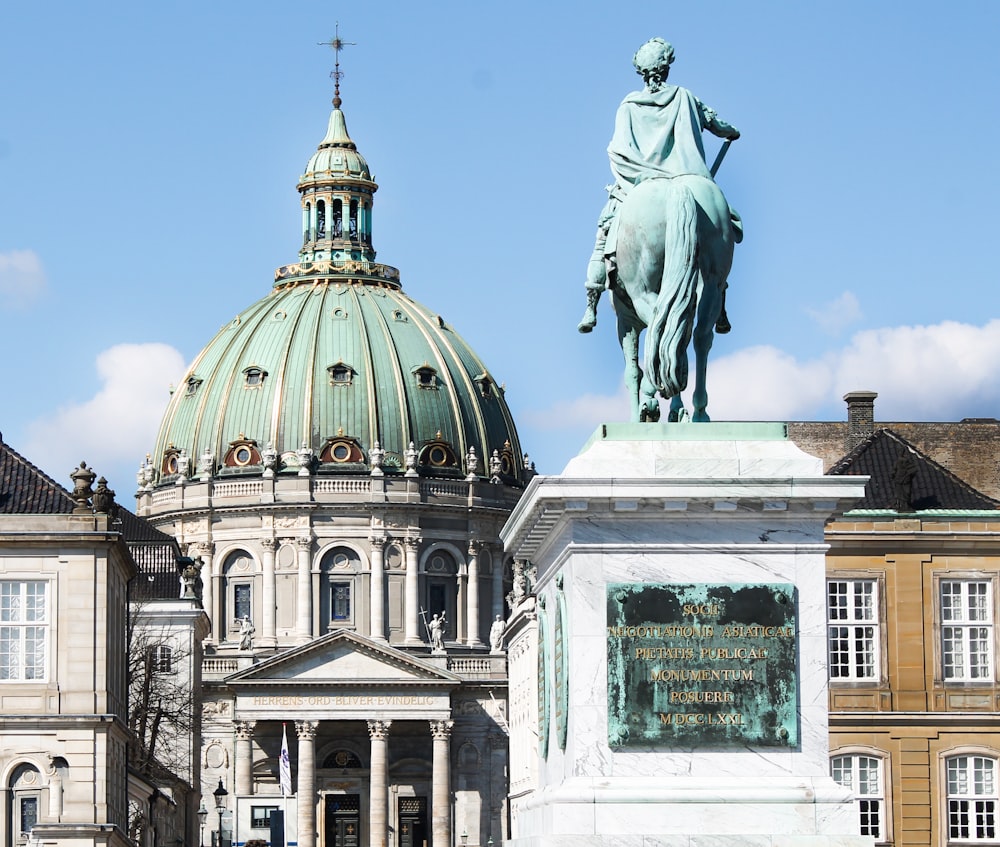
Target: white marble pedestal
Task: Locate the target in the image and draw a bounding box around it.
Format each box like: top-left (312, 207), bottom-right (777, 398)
top-left (500, 423), bottom-right (872, 847)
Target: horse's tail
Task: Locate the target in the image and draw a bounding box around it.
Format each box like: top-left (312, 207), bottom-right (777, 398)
top-left (645, 181), bottom-right (699, 397)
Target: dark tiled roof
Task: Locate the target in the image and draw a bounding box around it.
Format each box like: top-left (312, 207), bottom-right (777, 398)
top-left (0, 437), bottom-right (182, 596)
top-left (0, 437), bottom-right (75, 514)
top-left (829, 428), bottom-right (999, 511)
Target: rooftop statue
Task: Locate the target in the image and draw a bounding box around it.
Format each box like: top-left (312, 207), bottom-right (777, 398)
top-left (579, 38), bottom-right (742, 423)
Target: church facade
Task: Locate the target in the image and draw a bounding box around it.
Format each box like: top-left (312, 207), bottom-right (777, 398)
top-left (134, 73), bottom-right (527, 847)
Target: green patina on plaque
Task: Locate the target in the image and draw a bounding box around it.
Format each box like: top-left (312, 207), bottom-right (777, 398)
top-left (607, 583), bottom-right (798, 748)
top-left (537, 597), bottom-right (550, 759)
top-left (554, 581), bottom-right (569, 751)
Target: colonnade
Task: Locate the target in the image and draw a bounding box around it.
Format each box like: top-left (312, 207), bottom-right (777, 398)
top-left (231, 717), bottom-right (453, 847)
top-left (196, 538), bottom-right (506, 648)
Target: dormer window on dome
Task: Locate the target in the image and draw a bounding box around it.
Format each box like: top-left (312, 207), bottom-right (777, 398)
top-left (419, 436), bottom-right (459, 469)
top-left (161, 445), bottom-right (181, 476)
top-left (185, 376), bottom-right (203, 396)
top-left (474, 374), bottom-right (493, 399)
top-left (413, 364), bottom-right (439, 391)
top-left (243, 366), bottom-right (268, 388)
top-left (328, 362), bottom-right (356, 387)
top-left (223, 436), bottom-right (262, 468)
top-left (320, 435), bottom-right (365, 464)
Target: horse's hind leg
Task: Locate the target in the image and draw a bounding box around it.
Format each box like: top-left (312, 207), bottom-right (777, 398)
top-left (691, 281), bottom-right (721, 422)
top-left (618, 318), bottom-right (643, 422)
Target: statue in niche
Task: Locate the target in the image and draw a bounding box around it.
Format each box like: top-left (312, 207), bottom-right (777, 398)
top-left (429, 613), bottom-right (447, 653)
top-left (489, 615), bottom-right (506, 652)
top-left (237, 615), bottom-right (255, 651)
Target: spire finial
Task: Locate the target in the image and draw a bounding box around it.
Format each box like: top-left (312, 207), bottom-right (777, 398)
top-left (319, 23), bottom-right (356, 110)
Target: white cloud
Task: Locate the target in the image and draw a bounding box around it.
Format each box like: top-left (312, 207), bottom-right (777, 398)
top-left (22, 343), bottom-right (187, 493)
top-left (711, 319), bottom-right (1000, 421)
top-left (0, 249), bottom-right (47, 309)
top-left (806, 291), bottom-right (862, 336)
top-left (523, 319), bottom-right (1000, 435)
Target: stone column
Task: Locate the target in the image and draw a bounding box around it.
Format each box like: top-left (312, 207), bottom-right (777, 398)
top-left (295, 536), bottom-right (313, 643)
top-left (235, 720), bottom-right (256, 795)
top-left (368, 720), bottom-right (392, 847)
top-left (466, 541), bottom-right (483, 646)
top-left (491, 548), bottom-right (504, 621)
top-left (430, 720), bottom-right (453, 847)
top-left (260, 538), bottom-right (277, 647)
top-left (404, 537), bottom-right (421, 645)
top-left (369, 537), bottom-right (387, 642)
top-left (296, 720), bottom-right (318, 847)
top-left (195, 543), bottom-right (216, 643)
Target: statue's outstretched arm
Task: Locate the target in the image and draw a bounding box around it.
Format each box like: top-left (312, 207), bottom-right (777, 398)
top-left (698, 100), bottom-right (740, 141)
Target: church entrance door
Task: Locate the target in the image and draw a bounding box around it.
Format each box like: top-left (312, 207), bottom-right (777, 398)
top-left (325, 794), bottom-right (361, 847)
top-left (397, 797), bottom-right (428, 847)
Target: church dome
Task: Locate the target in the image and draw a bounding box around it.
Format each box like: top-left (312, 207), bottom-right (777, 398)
top-left (145, 92), bottom-right (524, 486)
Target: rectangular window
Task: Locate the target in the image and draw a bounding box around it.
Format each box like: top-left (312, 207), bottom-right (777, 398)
top-left (331, 582), bottom-right (351, 622)
top-left (0, 581), bottom-right (47, 681)
top-left (948, 756), bottom-right (998, 841)
top-left (831, 754), bottom-right (884, 841)
top-left (234, 584), bottom-right (252, 622)
top-left (942, 581), bottom-right (994, 681)
top-left (827, 580), bottom-right (879, 681)
top-left (148, 644), bottom-right (173, 673)
top-left (251, 806), bottom-right (278, 829)
top-left (19, 796), bottom-right (38, 835)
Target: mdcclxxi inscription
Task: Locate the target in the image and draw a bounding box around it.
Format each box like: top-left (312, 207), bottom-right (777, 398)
top-left (607, 583), bottom-right (798, 747)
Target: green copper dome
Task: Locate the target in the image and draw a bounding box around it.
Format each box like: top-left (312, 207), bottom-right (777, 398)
top-left (147, 95), bottom-right (524, 485)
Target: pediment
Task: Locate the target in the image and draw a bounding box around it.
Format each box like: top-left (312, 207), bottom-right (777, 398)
top-left (226, 629), bottom-right (459, 686)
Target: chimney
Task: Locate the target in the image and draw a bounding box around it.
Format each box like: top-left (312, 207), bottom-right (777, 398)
top-left (844, 391), bottom-right (878, 453)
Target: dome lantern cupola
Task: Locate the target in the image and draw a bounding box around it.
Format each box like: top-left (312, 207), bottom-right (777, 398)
top-left (297, 98), bottom-right (377, 266)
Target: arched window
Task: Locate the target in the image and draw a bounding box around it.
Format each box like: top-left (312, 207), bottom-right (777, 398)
top-left (947, 755), bottom-right (998, 841)
top-left (332, 199), bottom-right (343, 237)
top-left (349, 199), bottom-right (358, 239)
top-left (9, 763), bottom-right (42, 845)
top-left (223, 550), bottom-right (256, 643)
top-left (320, 547), bottom-right (360, 630)
top-left (317, 199), bottom-right (327, 238)
top-left (831, 753), bottom-right (885, 841)
top-left (323, 749), bottom-right (362, 769)
top-left (424, 550), bottom-right (458, 641)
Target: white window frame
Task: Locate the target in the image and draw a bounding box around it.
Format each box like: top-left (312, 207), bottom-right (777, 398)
top-left (831, 751), bottom-right (888, 843)
top-left (945, 753), bottom-right (999, 842)
top-left (148, 644), bottom-right (173, 674)
top-left (0, 580), bottom-right (49, 682)
top-left (940, 579), bottom-right (995, 683)
top-left (827, 577), bottom-right (881, 682)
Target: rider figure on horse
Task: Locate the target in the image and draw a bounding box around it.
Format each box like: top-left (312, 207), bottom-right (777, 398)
top-left (578, 37), bottom-right (742, 334)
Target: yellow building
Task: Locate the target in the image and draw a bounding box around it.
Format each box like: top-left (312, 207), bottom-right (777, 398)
top-left (808, 402), bottom-right (1000, 847)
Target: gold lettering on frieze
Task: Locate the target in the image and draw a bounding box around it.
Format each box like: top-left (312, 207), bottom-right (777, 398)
top-left (650, 668), bottom-right (753, 682)
top-left (668, 690), bottom-right (734, 704)
top-left (658, 712), bottom-right (744, 726)
top-left (250, 695), bottom-right (436, 707)
top-left (699, 646), bottom-right (767, 660)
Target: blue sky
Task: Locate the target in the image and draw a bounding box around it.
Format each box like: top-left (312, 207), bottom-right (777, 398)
top-left (2, 1), bottom-right (1000, 493)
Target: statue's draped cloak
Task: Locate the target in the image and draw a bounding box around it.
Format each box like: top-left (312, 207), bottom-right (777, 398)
top-left (608, 85), bottom-right (712, 198)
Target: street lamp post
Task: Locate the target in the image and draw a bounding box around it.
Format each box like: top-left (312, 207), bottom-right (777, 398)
top-left (197, 802), bottom-right (208, 847)
top-left (213, 779), bottom-right (229, 847)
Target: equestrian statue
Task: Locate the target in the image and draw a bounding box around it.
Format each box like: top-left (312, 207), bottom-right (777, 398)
top-left (578, 37), bottom-right (742, 423)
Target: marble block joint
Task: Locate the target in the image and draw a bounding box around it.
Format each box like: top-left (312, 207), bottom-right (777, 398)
top-left (500, 423), bottom-right (874, 847)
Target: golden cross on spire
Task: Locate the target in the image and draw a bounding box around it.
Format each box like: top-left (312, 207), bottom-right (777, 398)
top-left (318, 23), bottom-right (356, 109)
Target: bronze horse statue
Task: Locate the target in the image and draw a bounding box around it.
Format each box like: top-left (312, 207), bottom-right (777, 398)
top-left (610, 173), bottom-right (738, 423)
